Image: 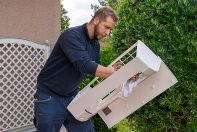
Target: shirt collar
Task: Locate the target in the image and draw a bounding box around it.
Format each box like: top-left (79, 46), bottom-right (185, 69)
top-left (82, 23), bottom-right (98, 43)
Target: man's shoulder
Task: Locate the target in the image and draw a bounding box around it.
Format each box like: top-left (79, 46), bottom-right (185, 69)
top-left (66, 24), bottom-right (83, 34)
top-left (61, 25), bottom-right (83, 39)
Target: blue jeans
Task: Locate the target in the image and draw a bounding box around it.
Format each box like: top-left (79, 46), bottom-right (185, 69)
top-left (34, 90), bottom-right (95, 132)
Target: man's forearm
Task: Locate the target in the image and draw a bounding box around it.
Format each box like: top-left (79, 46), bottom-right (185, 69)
top-left (95, 65), bottom-right (114, 78)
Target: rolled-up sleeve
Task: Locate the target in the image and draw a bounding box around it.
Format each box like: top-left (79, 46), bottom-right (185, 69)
top-left (59, 31), bottom-right (98, 75)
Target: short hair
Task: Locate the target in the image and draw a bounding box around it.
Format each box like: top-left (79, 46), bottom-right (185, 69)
top-left (92, 6), bottom-right (118, 22)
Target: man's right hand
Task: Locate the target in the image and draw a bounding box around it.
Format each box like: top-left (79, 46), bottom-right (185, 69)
top-left (112, 61), bottom-right (123, 71)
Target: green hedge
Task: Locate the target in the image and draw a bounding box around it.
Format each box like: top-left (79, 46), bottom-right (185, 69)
top-left (110, 0), bottom-right (197, 131)
top-left (80, 0), bottom-right (196, 131)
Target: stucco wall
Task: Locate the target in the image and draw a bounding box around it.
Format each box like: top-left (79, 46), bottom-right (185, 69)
top-left (0, 0), bottom-right (60, 46)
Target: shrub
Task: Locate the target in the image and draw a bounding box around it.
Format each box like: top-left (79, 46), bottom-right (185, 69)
top-left (111, 0), bottom-right (197, 131)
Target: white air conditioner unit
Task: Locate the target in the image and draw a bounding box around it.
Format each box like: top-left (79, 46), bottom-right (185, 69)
top-left (67, 40), bottom-right (178, 128)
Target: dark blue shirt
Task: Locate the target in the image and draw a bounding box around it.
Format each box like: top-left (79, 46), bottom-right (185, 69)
top-left (37, 23), bottom-right (100, 96)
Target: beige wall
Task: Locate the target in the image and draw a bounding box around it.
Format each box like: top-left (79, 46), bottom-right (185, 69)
top-left (0, 0), bottom-right (60, 46)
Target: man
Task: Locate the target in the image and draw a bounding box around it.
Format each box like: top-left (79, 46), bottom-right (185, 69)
top-left (34, 6), bottom-right (119, 132)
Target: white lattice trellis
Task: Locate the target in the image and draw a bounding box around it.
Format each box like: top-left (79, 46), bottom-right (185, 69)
top-left (0, 38), bottom-right (50, 131)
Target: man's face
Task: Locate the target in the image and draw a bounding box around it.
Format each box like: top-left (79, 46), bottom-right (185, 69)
top-left (94, 16), bottom-right (116, 40)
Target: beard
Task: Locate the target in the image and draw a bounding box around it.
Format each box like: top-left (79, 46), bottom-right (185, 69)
top-left (93, 24), bottom-right (99, 39)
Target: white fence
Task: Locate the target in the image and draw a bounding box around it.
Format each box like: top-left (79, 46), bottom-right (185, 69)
top-left (0, 38), bottom-right (50, 131)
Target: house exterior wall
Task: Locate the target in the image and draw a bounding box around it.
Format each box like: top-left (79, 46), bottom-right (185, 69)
top-left (0, 1), bottom-right (61, 131)
top-left (0, 0), bottom-right (60, 46)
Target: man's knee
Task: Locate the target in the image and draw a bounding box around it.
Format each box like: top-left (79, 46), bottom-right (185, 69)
top-left (36, 119), bottom-right (62, 132)
top-left (66, 118), bottom-right (95, 132)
